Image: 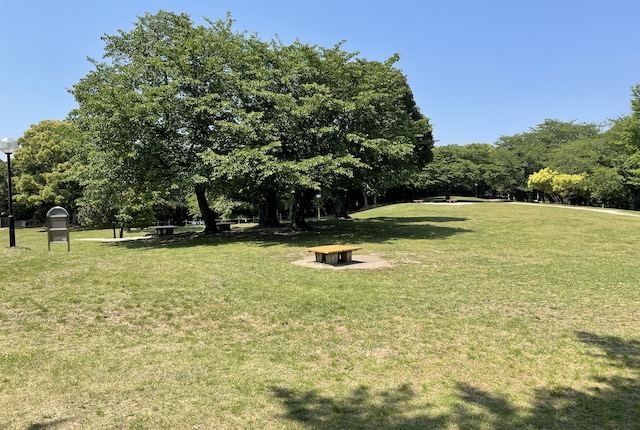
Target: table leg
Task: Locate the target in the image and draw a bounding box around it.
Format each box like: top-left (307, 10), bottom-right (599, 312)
top-left (339, 251), bottom-right (352, 262)
top-left (326, 253), bottom-right (339, 265)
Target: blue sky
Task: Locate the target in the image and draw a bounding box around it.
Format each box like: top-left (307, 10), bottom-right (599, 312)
top-left (2, 0), bottom-right (640, 156)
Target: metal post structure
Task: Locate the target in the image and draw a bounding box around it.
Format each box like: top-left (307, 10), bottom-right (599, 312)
top-left (0, 137), bottom-right (19, 247)
top-left (6, 152), bottom-right (15, 247)
top-left (315, 193), bottom-right (321, 220)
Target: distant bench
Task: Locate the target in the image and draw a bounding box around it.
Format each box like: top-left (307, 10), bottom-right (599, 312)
top-left (150, 222), bottom-right (233, 234)
top-left (306, 244), bottom-right (362, 265)
top-left (149, 225), bottom-right (179, 236)
top-left (217, 222), bottom-right (232, 231)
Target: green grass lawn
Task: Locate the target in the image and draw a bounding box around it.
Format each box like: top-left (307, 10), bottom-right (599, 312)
top-left (1, 202), bottom-right (639, 429)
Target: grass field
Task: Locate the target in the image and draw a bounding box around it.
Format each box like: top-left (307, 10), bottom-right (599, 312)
top-left (1, 201), bottom-right (639, 429)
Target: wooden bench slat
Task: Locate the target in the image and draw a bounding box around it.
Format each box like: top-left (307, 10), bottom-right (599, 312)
top-left (305, 245), bottom-right (362, 254)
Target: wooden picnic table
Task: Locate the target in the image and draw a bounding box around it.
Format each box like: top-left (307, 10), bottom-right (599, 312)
top-left (150, 223), bottom-right (232, 234)
top-left (148, 225), bottom-right (179, 236)
top-left (217, 222), bottom-right (232, 231)
top-left (306, 244), bottom-right (362, 265)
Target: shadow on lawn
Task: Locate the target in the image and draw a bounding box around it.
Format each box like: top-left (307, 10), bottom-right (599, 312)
top-left (25, 418), bottom-right (73, 429)
top-left (271, 331), bottom-right (640, 429)
top-left (111, 216), bottom-right (471, 250)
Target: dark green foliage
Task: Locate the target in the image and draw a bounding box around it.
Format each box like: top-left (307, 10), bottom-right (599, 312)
top-left (71, 12), bottom-right (262, 232)
top-left (70, 11), bottom-right (433, 230)
top-left (496, 119), bottom-right (601, 178)
top-left (0, 160), bottom-right (7, 217)
top-left (11, 120), bottom-right (83, 222)
top-left (425, 109), bottom-right (640, 209)
top-left (419, 145), bottom-right (478, 199)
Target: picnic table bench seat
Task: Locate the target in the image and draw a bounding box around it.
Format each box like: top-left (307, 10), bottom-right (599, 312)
top-left (306, 244), bottom-right (362, 265)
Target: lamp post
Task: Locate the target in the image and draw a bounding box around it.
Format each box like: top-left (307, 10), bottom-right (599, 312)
top-left (0, 137), bottom-right (19, 247)
top-left (315, 193), bottom-right (321, 220)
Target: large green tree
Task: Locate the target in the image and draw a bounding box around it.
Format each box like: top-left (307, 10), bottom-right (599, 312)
top-left (70, 12), bottom-right (264, 233)
top-left (197, 34), bottom-right (432, 227)
top-left (418, 144), bottom-right (519, 199)
top-left (587, 166), bottom-right (627, 207)
top-left (76, 145), bottom-right (156, 237)
top-left (620, 85), bottom-right (640, 208)
top-left (496, 119), bottom-right (601, 180)
top-left (201, 40), bottom-right (369, 227)
top-left (344, 56), bottom-right (433, 211)
top-left (419, 145), bottom-right (477, 200)
top-left (71, 12), bottom-right (432, 231)
top-left (483, 147), bottom-right (526, 197)
top-left (546, 121), bottom-right (631, 207)
top-left (11, 120), bottom-right (83, 222)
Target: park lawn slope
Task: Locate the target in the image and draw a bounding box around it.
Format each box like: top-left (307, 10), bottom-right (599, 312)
top-left (1, 202), bottom-right (639, 429)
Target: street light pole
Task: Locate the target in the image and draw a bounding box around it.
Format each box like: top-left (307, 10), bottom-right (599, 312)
top-left (315, 193), bottom-right (321, 221)
top-left (1, 137), bottom-right (19, 247)
top-left (6, 151), bottom-right (15, 247)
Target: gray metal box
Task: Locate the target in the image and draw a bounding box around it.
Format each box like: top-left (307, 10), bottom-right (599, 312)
top-left (46, 206), bottom-right (70, 251)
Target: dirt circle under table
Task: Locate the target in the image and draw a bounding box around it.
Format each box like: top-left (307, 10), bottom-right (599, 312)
top-left (292, 253), bottom-right (391, 270)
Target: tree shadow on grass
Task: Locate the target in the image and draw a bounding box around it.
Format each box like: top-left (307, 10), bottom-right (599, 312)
top-left (271, 384), bottom-right (448, 429)
top-left (271, 331), bottom-right (640, 429)
top-left (25, 418), bottom-right (73, 430)
top-left (362, 216), bottom-right (469, 223)
top-left (110, 217), bottom-right (471, 250)
top-left (451, 331), bottom-right (640, 429)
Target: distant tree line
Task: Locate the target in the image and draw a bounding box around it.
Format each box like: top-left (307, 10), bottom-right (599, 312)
top-left (421, 100), bottom-right (640, 209)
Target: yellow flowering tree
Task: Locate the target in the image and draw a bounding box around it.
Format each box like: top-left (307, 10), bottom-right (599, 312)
top-left (527, 167), bottom-right (557, 202)
top-left (552, 173), bottom-right (586, 203)
top-left (528, 168), bottom-right (586, 203)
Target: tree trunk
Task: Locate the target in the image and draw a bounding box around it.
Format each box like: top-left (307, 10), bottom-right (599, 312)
top-left (631, 190), bottom-right (640, 211)
top-left (195, 185), bottom-right (219, 233)
top-left (445, 187), bottom-right (452, 201)
top-left (333, 193), bottom-right (352, 219)
top-left (291, 188), bottom-right (311, 229)
top-left (258, 187), bottom-right (281, 228)
top-left (119, 227), bottom-right (124, 238)
top-left (363, 191), bottom-right (369, 208)
top-left (112, 228), bottom-right (117, 239)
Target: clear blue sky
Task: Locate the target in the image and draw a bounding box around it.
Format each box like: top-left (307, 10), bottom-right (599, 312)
top-left (2, 0), bottom-right (640, 154)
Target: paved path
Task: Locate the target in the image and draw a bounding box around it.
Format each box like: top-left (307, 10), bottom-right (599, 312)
top-left (513, 202), bottom-right (640, 218)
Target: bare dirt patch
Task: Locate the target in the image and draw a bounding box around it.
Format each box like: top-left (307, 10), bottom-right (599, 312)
top-left (292, 253), bottom-right (391, 270)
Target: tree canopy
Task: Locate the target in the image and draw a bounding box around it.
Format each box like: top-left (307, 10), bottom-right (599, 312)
top-left (11, 120), bottom-right (83, 222)
top-left (416, 107), bottom-right (640, 209)
top-left (69, 11), bottom-right (433, 230)
top-left (0, 160), bottom-right (7, 218)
